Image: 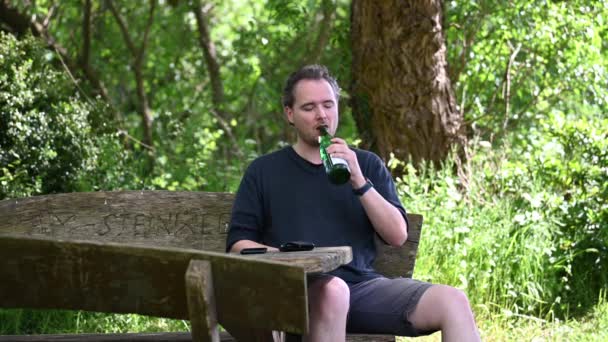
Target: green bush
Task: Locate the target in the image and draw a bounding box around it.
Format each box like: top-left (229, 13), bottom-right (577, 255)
top-left (393, 114), bottom-right (608, 318)
top-left (531, 116), bottom-right (608, 314)
top-left (0, 32), bottom-right (104, 199)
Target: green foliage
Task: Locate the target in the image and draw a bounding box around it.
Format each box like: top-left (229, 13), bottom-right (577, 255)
top-left (0, 309), bottom-right (187, 335)
top-left (394, 114), bottom-right (608, 318)
top-left (75, 132), bottom-right (149, 191)
top-left (446, 0), bottom-right (608, 144)
top-left (1, 0), bottom-right (357, 195)
top-left (525, 115), bottom-right (608, 314)
top-left (0, 32), bottom-right (103, 199)
top-left (225, 0), bottom-right (355, 150)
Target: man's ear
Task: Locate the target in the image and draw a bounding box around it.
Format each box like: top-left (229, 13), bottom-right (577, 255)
top-left (285, 107), bottom-right (295, 126)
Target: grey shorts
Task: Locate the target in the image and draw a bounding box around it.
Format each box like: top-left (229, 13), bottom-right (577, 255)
top-left (346, 276), bottom-right (435, 336)
top-left (286, 275), bottom-right (435, 340)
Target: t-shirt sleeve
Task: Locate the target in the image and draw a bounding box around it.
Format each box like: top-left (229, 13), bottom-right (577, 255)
top-left (363, 152), bottom-right (410, 233)
top-left (225, 161), bottom-right (265, 252)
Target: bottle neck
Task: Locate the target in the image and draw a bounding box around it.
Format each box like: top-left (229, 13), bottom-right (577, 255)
top-left (319, 126), bottom-right (331, 138)
top-left (293, 126), bottom-right (330, 164)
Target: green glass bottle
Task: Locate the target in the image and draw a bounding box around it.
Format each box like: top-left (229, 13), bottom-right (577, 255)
top-left (318, 126), bottom-right (351, 185)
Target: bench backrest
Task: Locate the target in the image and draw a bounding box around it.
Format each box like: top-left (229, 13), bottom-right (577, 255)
top-left (0, 190), bottom-right (422, 278)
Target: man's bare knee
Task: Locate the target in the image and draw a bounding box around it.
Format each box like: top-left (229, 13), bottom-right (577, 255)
top-left (446, 286), bottom-right (472, 312)
top-left (308, 276), bottom-right (349, 319)
top-left (409, 284), bottom-right (478, 338)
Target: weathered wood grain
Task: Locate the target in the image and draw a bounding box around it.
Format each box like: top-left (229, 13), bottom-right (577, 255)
top-left (0, 234), bottom-right (308, 335)
top-left (185, 260), bottom-right (219, 342)
top-left (238, 246), bottom-right (353, 274)
top-left (0, 191), bottom-right (234, 251)
top-left (374, 214), bottom-right (423, 279)
top-left (0, 191), bottom-right (421, 279)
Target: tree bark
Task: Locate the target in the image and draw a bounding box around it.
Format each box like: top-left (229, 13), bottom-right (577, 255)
top-left (350, 0), bottom-right (465, 168)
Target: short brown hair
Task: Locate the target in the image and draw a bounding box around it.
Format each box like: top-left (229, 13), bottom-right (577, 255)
top-left (281, 64), bottom-right (341, 108)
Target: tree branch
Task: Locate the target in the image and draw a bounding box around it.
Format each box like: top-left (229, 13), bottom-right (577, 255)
top-left (191, 1), bottom-right (246, 162)
top-left (80, 0), bottom-right (91, 68)
top-left (42, 3), bottom-right (58, 29)
top-left (138, 0), bottom-right (156, 65)
top-left (303, 0), bottom-right (336, 65)
top-left (106, 0), bottom-right (156, 150)
top-left (192, 1), bottom-right (226, 117)
top-left (502, 41), bottom-right (522, 130)
top-left (187, 85), bottom-right (245, 162)
top-left (106, 0), bottom-right (137, 56)
top-left (447, 6), bottom-right (490, 83)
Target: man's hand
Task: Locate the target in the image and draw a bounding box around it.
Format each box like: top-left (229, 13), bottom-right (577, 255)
top-left (325, 137), bottom-right (366, 189)
top-left (325, 137), bottom-right (408, 246)
top-left (230, 240), bottom-right (279, 253)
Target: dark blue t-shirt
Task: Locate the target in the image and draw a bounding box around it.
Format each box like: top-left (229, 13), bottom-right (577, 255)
top-left (226, 146), bottom-right (408, 284)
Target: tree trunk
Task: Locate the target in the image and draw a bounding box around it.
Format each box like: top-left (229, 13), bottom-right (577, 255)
top-left (350, 0), bottom-right (465, 168)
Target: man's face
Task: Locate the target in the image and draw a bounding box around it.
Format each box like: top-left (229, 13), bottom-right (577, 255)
top-left (285, 78), bottom-right (339, 147)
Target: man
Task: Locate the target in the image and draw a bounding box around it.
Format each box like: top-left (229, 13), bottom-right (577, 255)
top-left (227, 65), bottom-right (480, 341)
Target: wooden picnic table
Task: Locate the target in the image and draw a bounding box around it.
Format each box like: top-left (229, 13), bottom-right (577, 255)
top-left (232, 246), bottom-right (353, 274)
top-left (0, 234), bottom-right (351, 342)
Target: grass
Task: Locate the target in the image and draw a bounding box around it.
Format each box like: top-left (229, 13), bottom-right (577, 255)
top-left (392, 141), bottom-right (607, 320)
top-left (399, 296), bottom-right (608, 341)
top-left (0, 309), bottom-right (189, 335)
top-left (3, 301), bottom-right (606, 341)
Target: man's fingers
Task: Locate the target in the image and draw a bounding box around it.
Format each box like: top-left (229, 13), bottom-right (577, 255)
top-left (330, 137), bottom-right (347, 145)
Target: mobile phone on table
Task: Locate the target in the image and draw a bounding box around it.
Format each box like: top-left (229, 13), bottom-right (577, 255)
top-left (279, 241), bottom-right (315, 252)
top-left (240, 247), bottom-right (268, 255)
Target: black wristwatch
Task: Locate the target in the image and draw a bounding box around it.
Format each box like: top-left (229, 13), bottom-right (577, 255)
top-left (353, 178), bottom-right (373, 196)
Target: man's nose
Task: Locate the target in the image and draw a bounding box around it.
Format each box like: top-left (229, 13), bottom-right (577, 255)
top-left (315, 106), bottom-right (327, 120)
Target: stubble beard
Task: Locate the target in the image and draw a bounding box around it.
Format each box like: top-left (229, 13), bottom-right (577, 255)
top-left (297, 128), bottom-right (321, 148)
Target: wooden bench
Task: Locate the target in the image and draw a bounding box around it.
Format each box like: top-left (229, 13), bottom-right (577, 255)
top-left (0, 191), bottom-right (424, 341)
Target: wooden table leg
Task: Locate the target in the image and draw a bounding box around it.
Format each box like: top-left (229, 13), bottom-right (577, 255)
top-left (186, 259), bottom-right (220, 342)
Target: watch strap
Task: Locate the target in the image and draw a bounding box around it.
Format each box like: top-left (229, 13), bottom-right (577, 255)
top-left (353, 178), bottom-right (373, 196)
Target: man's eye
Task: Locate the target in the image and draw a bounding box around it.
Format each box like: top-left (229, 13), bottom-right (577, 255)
top-left (323, 103), bottom-right (333, 109)
top-left (303, 106), bottom-right (314, 111)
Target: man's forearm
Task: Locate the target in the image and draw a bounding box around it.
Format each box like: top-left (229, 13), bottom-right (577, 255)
top-left (230, 239), bottom-right (280, 253)
top-left (358, 188), bottom-right (408, 246)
